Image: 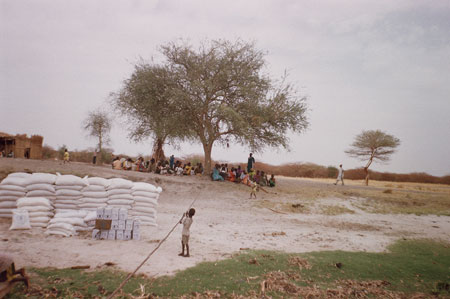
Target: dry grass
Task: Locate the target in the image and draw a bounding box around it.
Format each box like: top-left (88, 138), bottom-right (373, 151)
top-left (319, 205), bottom-right (355, 215)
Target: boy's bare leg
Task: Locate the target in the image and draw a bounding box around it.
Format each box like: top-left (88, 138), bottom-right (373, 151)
top-left (178, 242), bottom-right (185, 256)
top-left (185, 244), bottom-right (190, 257)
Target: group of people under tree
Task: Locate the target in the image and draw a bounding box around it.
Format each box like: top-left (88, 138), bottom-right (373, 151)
top-left (211, 153), bottom-right (276, 189)
top-left (111, 154), bottom-right (204, 176)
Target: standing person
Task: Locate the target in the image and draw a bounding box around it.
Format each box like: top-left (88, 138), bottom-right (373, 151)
top-left (247, 153), bottom-right (255, 173)
top-left (92, 150), bottom-right (97, 165)
top-left (169, 155), bottom-right (175, 170)
top-left (63, 149), bottom-right (70, 164)
top-left (179, 208), bottom-right (195, 257)
top-left (334, 164), bottom-right (344, 185)
top-left (249, 180), bottom-right (258, 199)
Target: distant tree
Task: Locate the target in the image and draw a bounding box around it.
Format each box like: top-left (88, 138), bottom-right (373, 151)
top-left (82, 110), bottom-right (112, 165)
top-left (346, 130), bottom-right (400, 185)
top-left (112, 63), bottom-right (192, 162)
top-left (160, 39), bottom-right (309, 174)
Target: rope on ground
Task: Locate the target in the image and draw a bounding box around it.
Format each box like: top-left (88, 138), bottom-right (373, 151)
top-left (107, 198), bottom-right (198, 299)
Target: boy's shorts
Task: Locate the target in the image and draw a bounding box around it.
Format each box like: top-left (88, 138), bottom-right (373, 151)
top-left (182, 235), bottom-right (189, 244)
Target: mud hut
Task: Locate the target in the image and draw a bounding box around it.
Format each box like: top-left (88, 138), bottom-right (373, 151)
top-left (0, 132), bottom-right (43, 159)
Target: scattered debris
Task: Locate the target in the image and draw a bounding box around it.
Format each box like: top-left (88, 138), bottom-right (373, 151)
top-left (70, 265), bottom-right (90, 270)
top-left (248, 258), bottom-right (259, 265)
top-left (239, 248), bottom-right (250, 251)
top-left (104, 262), bottom-right (116, 267)
top-left (263, 231), bottom-right (286, 237)
top-left (335, 262), bottom-right (343, 269)
top-left (266, 207), bottom-right (288, 215)
top-left (291, 203), bottom-right (304, 208)
top-left (288, 256), bottom-right (312, 270)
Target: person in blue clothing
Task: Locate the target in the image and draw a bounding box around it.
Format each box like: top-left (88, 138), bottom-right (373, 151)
top-left (212, 164), bottom-right (224, 181)
top-left (247, 153), bottom-right (255, 173)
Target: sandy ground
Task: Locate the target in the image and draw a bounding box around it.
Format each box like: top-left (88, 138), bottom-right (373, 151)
top-left (1, 158), bottom-right (449, 277)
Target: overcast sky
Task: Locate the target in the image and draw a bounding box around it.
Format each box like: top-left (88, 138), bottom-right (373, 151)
top-left (1, 0), bottom-right (449, 176)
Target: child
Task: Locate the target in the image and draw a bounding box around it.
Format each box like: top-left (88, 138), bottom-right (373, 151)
top-left (269, 174), bottom-right (276, 187)
top-left (249, 180), bottom-right (258, 199)
top-left (63, 149), bottom-right (70, 164)
top-left (179, 208), bottom-right (195, 257)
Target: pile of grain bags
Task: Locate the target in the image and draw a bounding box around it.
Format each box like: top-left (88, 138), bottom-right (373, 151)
top-left (130, 182), bottom-right (161, 226)
top-left (0, 173), bottom-right (29, 218)
top-left (16, 197), bottom-right (53, 228)
top-left (54, 174), bottom-right (88, 211)
top-left (107, 178), bottom-right (134, 210)
top-left (25, 173), bottom-right (56, 204)
top-left (45, 210), bottom-right (88, 236)
top-left (79, 177), bottom-right (109, 211)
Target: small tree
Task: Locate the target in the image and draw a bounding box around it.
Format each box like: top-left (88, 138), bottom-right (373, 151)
top-left (112, 63), bottom-right (192, 162)
top-left (346, 130), bottom-right (400, 185)
top-left (82, 110), bottom-right (112, 165)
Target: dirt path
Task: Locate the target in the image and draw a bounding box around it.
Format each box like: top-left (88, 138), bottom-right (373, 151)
top-left (1, 158), bottom-right (449, 277)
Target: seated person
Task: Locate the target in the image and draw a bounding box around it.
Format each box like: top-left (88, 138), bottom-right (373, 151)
top-left (184, 162), bottom-right (192, 175)
top-left (212, 164), bottom-right (224, 181)
top-left (175, 165), bottom-right (184, 175)
top-left (269, 174), bottom-right (276, 187)
top-left (253, 170), bottom-right (261, 184)
top-left (194, 163), bottom-right (203, 175)
top-left (112, 157), bottom-right (122, 170)
top-left (248, 168), bottom-right (256, 181)
top-left (123, 158), bottom-right (133, 170)
top-left (260, 171), bottom-right (268, 186)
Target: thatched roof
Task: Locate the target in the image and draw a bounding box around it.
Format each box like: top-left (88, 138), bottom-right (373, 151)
top-left (0, 132), bottom-right (13, 138)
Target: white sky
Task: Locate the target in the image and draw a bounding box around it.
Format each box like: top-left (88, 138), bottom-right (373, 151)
top-left (1, 0), bottom-right (449, 176)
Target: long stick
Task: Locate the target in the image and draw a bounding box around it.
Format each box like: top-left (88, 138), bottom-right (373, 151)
top-left (107, 198), bottom-right (197, 299)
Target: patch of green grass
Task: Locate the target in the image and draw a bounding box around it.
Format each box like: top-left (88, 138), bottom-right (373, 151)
top-left (8, 239), bottom-right (450, 298)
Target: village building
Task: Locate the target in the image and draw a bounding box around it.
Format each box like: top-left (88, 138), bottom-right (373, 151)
top-left (0, 132), bottom-right (43, 159)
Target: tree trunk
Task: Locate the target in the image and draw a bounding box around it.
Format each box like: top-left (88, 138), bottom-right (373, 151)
top-left (202, 142), bottom-right (213, 176)
top-left (364, 167), bottom-right (369, 186)
top-left (97, 134), bottom-right (102, 166)
top-left (152, 137), bottom-right (166, 162)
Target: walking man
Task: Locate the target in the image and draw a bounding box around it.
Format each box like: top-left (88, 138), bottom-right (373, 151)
top-left (334, 164), bottom-right (344, 185)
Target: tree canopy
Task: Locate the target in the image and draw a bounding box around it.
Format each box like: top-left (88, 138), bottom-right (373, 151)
top-left (346, 129), bottom-right (400, 185)
top-left (113, 39), bottom-right (309, 173)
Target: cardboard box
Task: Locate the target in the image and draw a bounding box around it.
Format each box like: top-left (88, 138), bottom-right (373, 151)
top-left (92, 229), bottom-right (100, 240)
top-left (125, 220), bottom-right (133, 231)
top-left (119, 208), bottom-right (128, 221)
top-left (104, 208), bottom-right (112, 220)
top-left (118, 220), bottom-right (126, 230)
top-left (124, 230), bottom-right (132, 240)
top-left (111, 208), bottom-right (119, 220)
top-left (116, 230), bottom-right (124, 240)
top-left (96, 208), bottom-right (104, 219)
top-left (111, 220), bottom-right (119, 230)
top-left (95, 219), bottom-right (112, 230)
top-left (132, 230), bottom-right (140, 240)
top-left (133, 219), bottom-right (140, 230)
top-left (107, 230), bottom-right (116, 240)
top-left (100, 230), bottom-right (108, 240)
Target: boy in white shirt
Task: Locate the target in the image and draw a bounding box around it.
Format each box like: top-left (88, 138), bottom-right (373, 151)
top-left (179, 208), bottom-right (195, 257)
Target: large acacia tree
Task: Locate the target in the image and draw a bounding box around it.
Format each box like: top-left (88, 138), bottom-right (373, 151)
top-left (162, 39), bottom-right (309, 173)
top-left (346, 130), bottom-right (400, 185)
top-left (113, 63), bottom-right (193, 161)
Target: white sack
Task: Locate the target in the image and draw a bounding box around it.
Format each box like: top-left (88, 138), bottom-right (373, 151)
top-left (54, 185), bottom-right (84, 191)
top-left (56, 189), bottom-right (82, 197)
top-left (132, 206), bottom-right (156, 214)
top-left (7, 172), bottom-right (31, 178)
top-left (106, 189), bottom-right (132, 196)
top-left (26, 190), bottom-right (55, 198)
top-left (0, 201), bottom-right (17, 208)
top-left (27, 173), bottom-right (56, 185)
top-left (78, 203), bottom-right (107, 209)
top-left (84, 211), bottom-right (97, 222)
top-left (49, 217), bottom-right (86, 226)
top-left (107, 199), bottom-right (133, 205)
top-left (82, 185), bottom-right (106, 192)
top-left (9, 209), bottom-right (31, 230)
top-left (45, 230), bottom-right (74, 237)
top-left (82, 191), bottom-right (108, 198)
top-left (133, 197), bottom-right (158, 205)
top-left (54, 210), bottom-right (88, 218)
top-left (26, 184), bottom-right (55, 193)
top-left (81, 197), bottom-right (108, 203)
top-left (88, 177), bottom-right (109, 187)
top-left (108, 194), bottom-right (133, 200)
top-left (0, 177), bottom-right (28, 187)
top-left (55, 174), bottom-right (88, 186)
top-left (132, 191), bottom-right (159, 198)
top-left (17, 197), bottom-right (52, 208)
top-left (0, 196), bottom-right (21, 201)
top-left (54, 203), bottom-right (78, 210)
top-left (0, 185), bottom-right (26, 192)
top-left (107, 178), bottom-right (133, 190)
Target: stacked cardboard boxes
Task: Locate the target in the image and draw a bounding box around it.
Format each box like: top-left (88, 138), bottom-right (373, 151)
top-left (92, 207), bottom-right (140, 240)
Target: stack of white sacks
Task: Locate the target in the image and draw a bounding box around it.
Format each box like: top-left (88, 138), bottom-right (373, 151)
top-left (0, 173), bottom-right (29, 218)
top-left (46, 210), bottom-right (90, 237)
top-left (16, 197), bottom-right (53, 228)
top-left (107, 178), bottom-right (134, 210)
top-left (25, 173), bottom-right (56, 204)
top-left (79, 177), bottom-right (109, 211)
top-left (130, 182), bottom-right (162, 226)
top-left (54, 174), bottom-right (88, 211)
